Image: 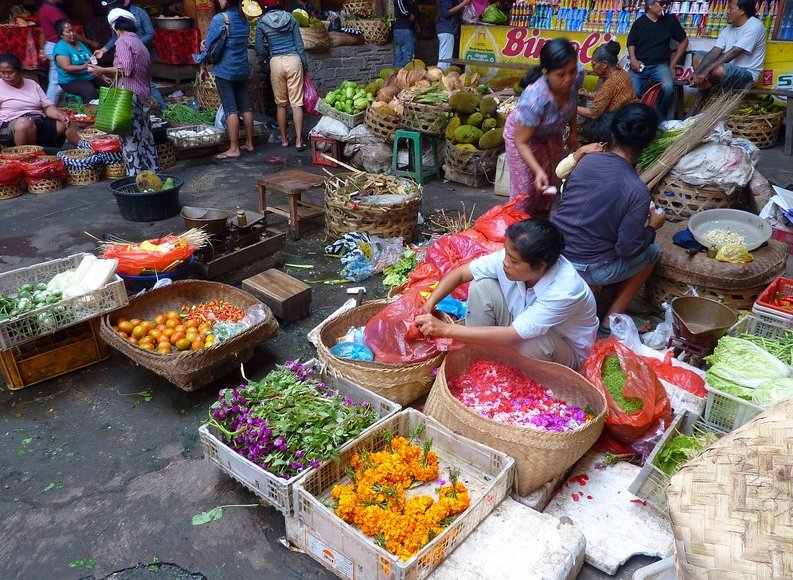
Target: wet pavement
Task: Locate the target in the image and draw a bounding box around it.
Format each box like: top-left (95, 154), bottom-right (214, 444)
top-left (1, 138), bottom-right (790, 580)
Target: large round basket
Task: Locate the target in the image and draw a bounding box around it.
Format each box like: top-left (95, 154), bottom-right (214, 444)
top-left (343, 0), bottom-right (374, 17)
top-left (0, 183), bottom-right (22, 199)
top-left (57, 148), bottom-right (102, 186)
top-left (317, 299), bottom-right (449, 405)
top-left (26, 179), bottom-right (63, 194)
top-left (78, 128), bottom-right (107, 143)
top-left (0, 159), bottom-right (23, 199)
top-left (157, 142), bottom-right (176, 170)
top-left (424, 345), bottom-right (606, 495)
top-left (0, 145), bottom-right (44, 162)
top-left (726, 108), bottom-right (785, 149)
top-left (345, 18), bottom-right (390, 44)
top-left (100, 280), bottom-right (279, 391)
top-left (667, 399), bottom-right (793, 579)
top-left (328, 31), bottom-right (364, 46)
top-left (653, 175), bottom-right (741, 222)
top-left (324, 172), bottom-right (422, 240)
top-left (364, 103), bottom-right (401, 142)
top-left (445, 139), bottom-right (502, 178)
top-left (23, 155), bottom-right (65, 193)
top-left (300, 27), bottom-right (331, 51)
top-left (400, 101), bottom-right (452, 136)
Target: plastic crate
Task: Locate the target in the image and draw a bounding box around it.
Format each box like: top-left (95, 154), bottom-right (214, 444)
top-left (310, 135), bottom-right (341, 167)
top-left (199, 365), bottom-right (400, 516)
top-left (752, 276), bottom-right (793, 323)
top-left (703, 383), bottom-right (766, 432)
top-left (727, 313), bottom-right (793, 341)
top-left (629, 412), bottom-right (724, 512)
top-left (771, 225), bottom-right (793, 255)
top-left (317, 99), bottom-right (365, 129)
top-left (0, 254), bottom-right (128, 350)
top-left (166, 125), bottom-right (226, 150)
top-left (1, 318), bottom-right (109, 390)
top-left (294, 408), bottom-right (515, 580)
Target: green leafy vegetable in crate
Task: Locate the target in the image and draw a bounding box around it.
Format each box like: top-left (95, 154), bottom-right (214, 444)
top-left (705, 336), bottom-right (790, 401)
top-left (163, 104), bottom-right (216, 125)
top-left (655, 430), bottom-right (721, 476)
top-left (601, 355), bottom-right (643, 413)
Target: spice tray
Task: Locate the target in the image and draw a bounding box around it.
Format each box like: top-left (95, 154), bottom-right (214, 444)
top-left (294, 408), bottom-right (515, 580)
top-left (199, 364), bottom-right (400, 516)
top-left (0, 253), bottom-right (127, 350)
top-left (629, 412), bottom-right (724, 513)
top-left (317, 99), bottom-right (365, 129)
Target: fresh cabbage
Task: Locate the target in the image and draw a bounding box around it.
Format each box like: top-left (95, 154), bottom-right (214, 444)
top-left (705, 336), bottom-right (789, 400)
top-left (752, 378), bottom-right (793, 406)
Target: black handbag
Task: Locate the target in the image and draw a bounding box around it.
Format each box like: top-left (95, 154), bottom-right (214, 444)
top-left (203, 12), bottom-right (229, 65)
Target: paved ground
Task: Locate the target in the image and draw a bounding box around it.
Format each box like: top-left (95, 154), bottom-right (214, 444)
top-left (1, 134), bottom-right (790, 580)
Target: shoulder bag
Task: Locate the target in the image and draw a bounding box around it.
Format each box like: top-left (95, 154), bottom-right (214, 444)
top-left (95, 72), bottom-right (134, 135)
top-left (204, 12), bottom-right (230, 66)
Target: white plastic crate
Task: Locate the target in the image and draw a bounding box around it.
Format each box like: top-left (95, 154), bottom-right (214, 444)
top-left (629, 411), bottom-right (724, 512)
top-left (199, 367), bottom-right (400, 516)
top-left (317, 99), bottom-right (365, 129)
top-left (166, 125), bottom-right (225, 149)
top-left (751, 303), bottom-right (793, 332)
top-left (294, 408), bottom-right (515, 580)
top-left (0, 253), bottom-right (127, 350)
top-left (728, 313), bottom-right (793, 341)
top-left (703, 384), bottom-right (765, 432)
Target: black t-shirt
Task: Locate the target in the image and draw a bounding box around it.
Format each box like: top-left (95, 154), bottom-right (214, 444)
top-left (627, 14), bottom-right (687, 64)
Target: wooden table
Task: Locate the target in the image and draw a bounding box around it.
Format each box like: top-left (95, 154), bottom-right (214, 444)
top-left (256, 169), bottom-right (326, 240)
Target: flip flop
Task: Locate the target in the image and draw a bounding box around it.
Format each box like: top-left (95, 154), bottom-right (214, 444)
top-left (215, 152), bottom-right (239, 160)
top-left (295, 144), bottom-right (306, 152)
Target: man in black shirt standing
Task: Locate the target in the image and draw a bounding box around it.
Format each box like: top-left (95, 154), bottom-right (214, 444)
top-left (627, 0), bottom-right (688, 118)
top-left (394, 0), bottom-right (420, 68)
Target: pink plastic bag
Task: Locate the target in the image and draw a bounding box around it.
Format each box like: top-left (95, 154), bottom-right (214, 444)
top-left (424, 233), bottom-right (490, 300)
top-left (304, 75), bottom-right (320, 116)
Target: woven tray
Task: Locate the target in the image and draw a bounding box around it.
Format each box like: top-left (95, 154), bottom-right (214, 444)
top-left (328, 31), bottom-right (364, 46)
top-left (78, 128), bottom-right (107, 142)
top-left (424, 344), bottom-right (606, 495)
top-left (343, 0), bottom-right (374, 17)
top-left (646, 274), bottom-right (769, 311)
top-left (445, 138), bottom-right (502, 177)
top-left (300, 27), bottom-right (330, 51)
top-left (0, 183), bottom-right (22, 200)
top-left (344, 18), bottom-right (390, 44)
top-left (653, 175), bottom-right (741, 222)
top-left (57, 148), bottom-right (101, 169)
top-left (0, 145), bottom-right (44, 162)
top-left (400, 101), bottom-right (452, 136)
top-left (668, 399), bottom-right (793, 579)
top-left (364, 103), bottom-right (401, 142)
top-left (317, 300), bottom-right (448, 405)
top-left (100, 280), bottom-right (279, 391)
top-left (726, 108), bottom-right (785, 149)
top-left (157, 142), bottom-right (176, 170)
top-left (324, 171), bottom-right (422, 240)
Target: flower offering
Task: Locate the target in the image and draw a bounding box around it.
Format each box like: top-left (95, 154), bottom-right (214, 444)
top-left (208, 361), bottom-right (379, 480)
top-left (449, 359), bottom-right (592, 432)
top-left (330, 428), bottom-right (470, 561)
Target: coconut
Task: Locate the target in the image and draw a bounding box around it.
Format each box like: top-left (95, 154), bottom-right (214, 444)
top-left (425, 66), bottom-right (444, 82)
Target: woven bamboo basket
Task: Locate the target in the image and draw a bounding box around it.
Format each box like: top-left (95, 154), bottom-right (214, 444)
top-left (26, 179), bottom-right (63, 194)
top-left (667, 399), bottom-right (793, 579)
top-left (67, 167), bottom-right (101, 186)
top-left (196, 74), bottom-right (222, 110)
top-left (300, 27), bottom-right (331, 51)
top-left (24, 155), bottom-right (65, 193)
top-left (157, 142), bottom-right (176, 170)
top-left (248, 19), bottom-right (258, 47)
top-left (424, 345), bottom-right (606, 494)
top-left (400, 100), bottom-right (452, 136)
top-left (317, 299), bottom-right (449, 405)
top-left (653, 175), bottom-right (740, 222)
top-left (58, 148), bottom-right (101, 186)
top-left (445, 139), bottom-right (502, 177)
top-left (0, 183), bottom-right (22, 200)
top-left (343, 0), bottom-right (374, 17)
top-left (78, 128), bottom-right (107, 142)
top-left (345, 18), bottom-right (390, 44)
top-left (646, 274), bottom-right (768, 311)
top-left (726, 108), bottom-right (785, 149)
top-left (364, 103), bottom-right (401, 142)
top-left (0, 145), bottom-right (44, 162)
top-left (324, 171), bottom-right (422, 240)
top-left (104, 162), bottom-right (127, 179)
top-left (328, 31), bottom-right (364, 46)
top-left (100, 280), bottom-right (279, 391)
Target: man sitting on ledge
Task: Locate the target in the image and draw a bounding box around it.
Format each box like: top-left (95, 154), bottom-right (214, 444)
top-left (688, 0), bottom-right (766, 90)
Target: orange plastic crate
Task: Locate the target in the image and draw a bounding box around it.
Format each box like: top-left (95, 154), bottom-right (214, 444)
top-left (754, 276), bottom-right (793, 318)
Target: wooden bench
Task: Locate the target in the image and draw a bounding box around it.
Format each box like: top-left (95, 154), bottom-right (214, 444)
top-left (256, 169), bottom-right (326, 240)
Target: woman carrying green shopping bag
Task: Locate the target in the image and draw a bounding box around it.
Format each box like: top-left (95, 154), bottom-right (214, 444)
top-left (88, 8), bottom-right (157, 176)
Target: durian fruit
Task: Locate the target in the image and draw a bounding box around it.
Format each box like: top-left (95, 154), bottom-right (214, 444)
top-left (479, 127), bottom-right (504, 150)
top-left (449, 92), bottom-right (481, 114)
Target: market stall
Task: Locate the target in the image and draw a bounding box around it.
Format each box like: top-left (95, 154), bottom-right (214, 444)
top-left (0, 23), bottom-right (84, 70)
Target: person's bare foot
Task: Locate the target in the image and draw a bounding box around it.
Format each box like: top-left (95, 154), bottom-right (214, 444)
top-left (241, 144), bottom-right (254, 153)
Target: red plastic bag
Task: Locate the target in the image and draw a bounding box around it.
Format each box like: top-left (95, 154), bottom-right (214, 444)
top-left (424, 233), bottom-right (490, 300)
top-left (0, 160), bottom-right (23, 186)
top-left (404, 261), bottom-right (443, 294)
top-left (364, 289), bottom-right (463, 364)
top-left (90, 137), bottom-right (122, 153)
top-left (103, 235), bottom-right (195, 275)
top-left (582, 337), bottom-right (672, 443)
top-left (22, 156), bottom-right (66, 183)
top-left (458, 228), bottom-right (503, 253)
top-left (304, 75), bottom-right (320, 116)
top-left (474, 196), bottom-right (529, 242)
top-left (638, 352), bottom-right (707, 397)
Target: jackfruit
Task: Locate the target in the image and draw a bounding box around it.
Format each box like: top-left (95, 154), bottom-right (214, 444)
top-left (466, 112), bottom-right (483, 128)
top-left (479, 127), bottom-right (504, 150)
top-left (364, 82), bottom-right (378, 95)
top-left (404, 59), bottom-right (426, 69)
top-left (445, 116), bottom-right (461, 141)
top-left (448, 65), bottom-right (462, 74)
top-left (379, 68), bottom-right (396, 80)
top-left (136, 170), bottom-right (162, 192)
top-left (512, 82), bottom-right (524, 95)
top-left (454, 125), bottom-right (482, 145)
top-left (479, 96), bottom-right (498, 117)
top-left (481, 118), bottom-right (497, 131)
top-left (292, 9), bottom-right (309, 27)
top-left (374, 78), bottom-right (384, 89)
top-left (449, 92), bottom-right (481, 114)
top-left (495, 112), bottom-right (506, 128)
top-left (455, 144), bottom-right (478, 151)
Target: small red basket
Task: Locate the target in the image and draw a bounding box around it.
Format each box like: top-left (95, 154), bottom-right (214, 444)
top-left (310, 135), bottom-right (341, 167)
top-left (754, 276), bottom-right (793, 317)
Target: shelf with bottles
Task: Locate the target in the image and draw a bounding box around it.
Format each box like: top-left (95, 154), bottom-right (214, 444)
top-left (774, 0), bottom-right (793, 39)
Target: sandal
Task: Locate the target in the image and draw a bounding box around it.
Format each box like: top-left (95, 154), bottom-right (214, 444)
top-left (215, 152), bottom-right (239, 160)
top-left (295, 143), bottom-right (306, 152)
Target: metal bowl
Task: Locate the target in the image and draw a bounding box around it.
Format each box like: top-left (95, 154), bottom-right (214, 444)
top-left (688, 208), bottom-right (772, 251)
top-left (181, 206), bottom-right (229, 238)
top-left (153, 16), bottom-right (193, 30)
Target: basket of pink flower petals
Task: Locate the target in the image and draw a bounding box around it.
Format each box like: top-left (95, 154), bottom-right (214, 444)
top-left (424, 344), bottom-right (607, 495)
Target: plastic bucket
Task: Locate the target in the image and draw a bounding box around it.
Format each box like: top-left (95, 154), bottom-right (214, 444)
top-left (117, 255), bottom-right (195, 293)
top-left (109, 174), bottom-right (183, 222)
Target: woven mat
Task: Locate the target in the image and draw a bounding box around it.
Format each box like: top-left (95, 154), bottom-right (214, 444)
top-left (654, 221), bottom-right (787, 290)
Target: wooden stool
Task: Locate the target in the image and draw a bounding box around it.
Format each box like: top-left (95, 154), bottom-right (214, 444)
top-left (256, 169), bottom-right (325, 240)
top-left (242, 269), bottom-right (311, 326)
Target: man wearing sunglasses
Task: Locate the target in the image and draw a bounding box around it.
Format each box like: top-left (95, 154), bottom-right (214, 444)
top-left (627, 0), bottom-right (688, 118)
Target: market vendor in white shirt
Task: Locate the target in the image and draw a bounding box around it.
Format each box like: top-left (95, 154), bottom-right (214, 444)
top-left (414, 218), bottom-right (598, 369)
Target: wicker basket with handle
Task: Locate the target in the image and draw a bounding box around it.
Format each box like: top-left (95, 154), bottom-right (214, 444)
top-left (300, 27), bottom-right (331, 51)
top-left (344, 18), bottom-right (390, 44)
top-left (364, 103), bottom-right (401, 142)
top-left (445, 138), bottom-right (502, 178)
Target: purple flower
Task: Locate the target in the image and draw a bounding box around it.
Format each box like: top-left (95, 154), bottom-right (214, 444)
top-left (291, 461), bottom-right (304, 470)
top-left (310, 459), bottom-right (320, 469)
top-left (294, 450), bottom-right (304, 458)
top-left (274, 436), bottom-right (284, 447)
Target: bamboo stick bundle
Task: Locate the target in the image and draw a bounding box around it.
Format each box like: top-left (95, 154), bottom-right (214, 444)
top-left (640, 89), bottom-right (746, 190)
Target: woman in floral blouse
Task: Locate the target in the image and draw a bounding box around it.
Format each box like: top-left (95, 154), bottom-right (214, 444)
top-left (577, 41), bottom-right (637, 123)
top-left (504, 38), bottom-right (583, 218)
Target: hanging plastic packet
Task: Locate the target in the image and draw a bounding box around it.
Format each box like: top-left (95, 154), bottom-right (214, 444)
top-left (715, 244), bottom-right (753, 263)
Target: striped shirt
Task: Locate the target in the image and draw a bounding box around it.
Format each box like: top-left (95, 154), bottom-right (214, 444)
top-left (114, 32), bottom-right (151, 103)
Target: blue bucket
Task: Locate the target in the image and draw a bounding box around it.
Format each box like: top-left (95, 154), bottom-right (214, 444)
top-left (117, 255), bottom-right (195, 293)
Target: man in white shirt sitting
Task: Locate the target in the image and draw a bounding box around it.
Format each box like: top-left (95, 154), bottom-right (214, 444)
top-left (689, 0), bottom-right (766, 89)
top-left (414, 218), bottom-right (598, 369)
